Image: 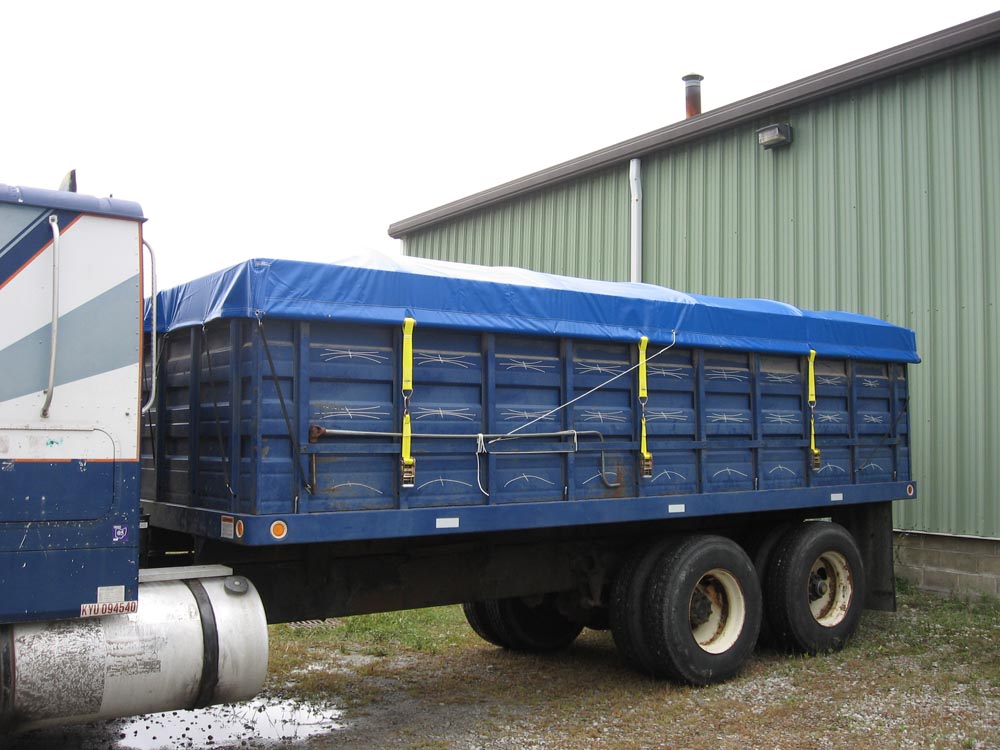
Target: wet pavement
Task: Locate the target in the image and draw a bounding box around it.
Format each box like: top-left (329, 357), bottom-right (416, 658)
top-left (5, 697), bottom-right (343, 750)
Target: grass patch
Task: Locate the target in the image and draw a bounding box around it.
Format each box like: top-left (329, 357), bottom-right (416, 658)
top-left (265, 606), bottom-right (478, 704)
top-left (332, 606), bottom-right (475, 654)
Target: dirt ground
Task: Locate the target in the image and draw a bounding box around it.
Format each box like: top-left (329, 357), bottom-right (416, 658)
top-left (293, 619), bottom-right (1000, 750)
top-left (7, 589), bottom-right (1000, 750)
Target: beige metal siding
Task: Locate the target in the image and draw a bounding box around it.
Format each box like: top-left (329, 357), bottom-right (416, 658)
top-left (404, 166), bottom-right (631, 280)
top-left (642, 49), bottom-right (1000, 537)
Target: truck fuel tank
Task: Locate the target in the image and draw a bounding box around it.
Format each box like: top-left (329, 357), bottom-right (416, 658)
top-left (1, 568), bottom-right (268, 734)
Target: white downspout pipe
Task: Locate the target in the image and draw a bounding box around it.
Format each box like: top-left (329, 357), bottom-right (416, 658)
top-left (629, 158), bottom-right (642, 283)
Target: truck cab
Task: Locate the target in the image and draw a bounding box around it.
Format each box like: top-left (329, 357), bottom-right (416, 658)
top-left (0, 185), bottom-right (144, 623)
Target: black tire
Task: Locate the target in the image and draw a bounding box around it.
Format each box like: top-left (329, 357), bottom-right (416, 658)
top-left (643, 535), bottom-right (762, 686)
top-left (766, 521), bottom-right (865, 655)
top-left (462, 601), bottom-right (511, 648)
top-left (488, 595), bottom-right (583, 652)
top-left (751, 523), bottom-right (795, 581)
top-left (751, 522), bottom-right (795, 647)
top-left (610, 538), bottom-right (677, 674)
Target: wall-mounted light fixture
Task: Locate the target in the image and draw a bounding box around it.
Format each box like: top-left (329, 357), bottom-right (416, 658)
top-left (756, 123), bottom-right (793, 150)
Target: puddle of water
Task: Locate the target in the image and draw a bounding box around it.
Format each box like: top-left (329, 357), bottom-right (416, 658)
top-left (112, 697), bottom-right (343, 749)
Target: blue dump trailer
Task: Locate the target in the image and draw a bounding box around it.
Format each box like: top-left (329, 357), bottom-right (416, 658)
top-left (1, 185), bottom-right (918, 733)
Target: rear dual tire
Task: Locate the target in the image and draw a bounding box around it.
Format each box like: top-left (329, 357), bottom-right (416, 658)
top-left (765, 521), bottom-right (865, 655)
top-left (612, 535), bottom-right (762, 685)
top-left (609, 538), bottom-right (676, 674)
top-left (463, 595), bottom-right (583, 652)
top-left (466, 521), bottom-right (865, 680)
top-left (462, 601), bottom-right (507, 647)
top-left (643, 536), bottom-right (762, 685)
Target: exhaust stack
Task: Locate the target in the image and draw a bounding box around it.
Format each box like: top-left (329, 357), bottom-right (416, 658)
top-left (683, 74), bottom-right (704, 118)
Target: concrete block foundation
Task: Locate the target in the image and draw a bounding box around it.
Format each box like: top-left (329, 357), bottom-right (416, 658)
top-left (894, 531), bottom-right (1000, 597)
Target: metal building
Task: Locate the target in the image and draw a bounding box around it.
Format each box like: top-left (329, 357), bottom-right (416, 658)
top-left (389, 13), bottom-right (1000, 595)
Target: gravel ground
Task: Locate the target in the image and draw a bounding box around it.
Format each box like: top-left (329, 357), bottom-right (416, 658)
top-left (7, 589), bottom-right (999, 750)
top-left (305, 618), bottom-right (999, 750)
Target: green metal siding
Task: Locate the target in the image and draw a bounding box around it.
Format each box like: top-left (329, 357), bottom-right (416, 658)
top-left (642, 48), bottom-right (1000, 538)
top-left (403, 46), bottom-right (1000, 538)
top-left (404, 166), bottom-right (631, 280)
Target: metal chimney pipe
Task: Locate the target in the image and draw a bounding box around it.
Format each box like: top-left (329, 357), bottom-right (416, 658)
top-left (683, 73), bottom-right (704, 118)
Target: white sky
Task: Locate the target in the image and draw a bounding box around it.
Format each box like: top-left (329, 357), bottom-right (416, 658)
top-left (3, 1), bottom-right (997, 288)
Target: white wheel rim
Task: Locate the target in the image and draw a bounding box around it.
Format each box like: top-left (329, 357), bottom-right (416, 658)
top-left (808, 551), bottom-right (854, 627)
top-left (688, 568), bottom-right (746, 654)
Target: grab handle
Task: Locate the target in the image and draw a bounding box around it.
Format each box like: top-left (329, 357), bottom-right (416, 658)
top-left (141, 239), bottom-right (158, 415)
top-left (40, 215), bottom-right (61, 418)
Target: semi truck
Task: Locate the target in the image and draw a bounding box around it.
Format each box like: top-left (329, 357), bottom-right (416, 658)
top-left (0, 182), bottom-right (918, 734)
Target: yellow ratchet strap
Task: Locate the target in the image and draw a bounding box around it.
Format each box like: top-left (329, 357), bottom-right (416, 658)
top-left (808, 349), bottom-right (821, 470)
top-left (401, 317), bottom-right (416, 487)
top-left (638, 336), bottom-right (653, 477)
top-left (638, 337), bottom-right (649, 400)
top-left (402, 317), bottom-right (416, 393)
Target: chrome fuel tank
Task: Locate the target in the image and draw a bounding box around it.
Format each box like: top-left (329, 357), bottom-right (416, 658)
top-left (1, 570), bottom-right (268, 734)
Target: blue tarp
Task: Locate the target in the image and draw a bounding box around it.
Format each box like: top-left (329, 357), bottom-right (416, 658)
top-left (148, 255), bottom-right (919, 363)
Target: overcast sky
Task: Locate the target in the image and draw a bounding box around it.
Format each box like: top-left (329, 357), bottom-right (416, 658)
top-left (3, 1), bottom-right (997, 288)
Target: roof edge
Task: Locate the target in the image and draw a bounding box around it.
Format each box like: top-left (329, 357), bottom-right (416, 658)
top-left (389, 11), bottom-right (1000, 239)
top-left (0, 183), bottom-right (145, 221)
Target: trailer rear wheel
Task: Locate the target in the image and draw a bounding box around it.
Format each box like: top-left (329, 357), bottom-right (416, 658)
top-left (642, 535), bottom-right (761, 685)
top-left (462, 602), bottom-right (511, 648)
top-left (766, 521), bottom-right (865, 654)
top-left (751, 522), bottom-right (795, 647)
top-left (610, 538), bottom-right (677, 674)
top-left (470, 595), bottom-right (583, 652)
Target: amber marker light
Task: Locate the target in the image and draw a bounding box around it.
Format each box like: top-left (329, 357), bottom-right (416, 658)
top-left (270, 520), bottom-right (288, 540)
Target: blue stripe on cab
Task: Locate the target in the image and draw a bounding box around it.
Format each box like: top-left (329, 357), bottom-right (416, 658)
top-left (0, 209), bottom-right (80, 290)
top-left (0, 204), bottom-right (46, 256)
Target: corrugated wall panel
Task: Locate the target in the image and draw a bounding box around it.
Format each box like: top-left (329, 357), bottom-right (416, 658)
top-left (404, 166), bottom-right (630, 280)
top-left (401, 47), bottom-right (999, 538)
top-left (641, 48), bottom-right (1000, 537)
top-left (983, 48), bottom-right (1000, 540)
